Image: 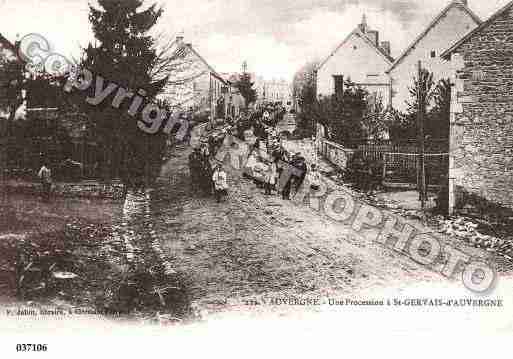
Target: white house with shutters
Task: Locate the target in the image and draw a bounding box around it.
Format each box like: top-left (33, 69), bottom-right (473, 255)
top-left (386, 0), bottom-right (481, 112)
top-left (316, 15), bottom-right (394, 107)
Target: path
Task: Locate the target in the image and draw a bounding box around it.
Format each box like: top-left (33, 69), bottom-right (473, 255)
top-left (150, 142), bottom-right (473, 317)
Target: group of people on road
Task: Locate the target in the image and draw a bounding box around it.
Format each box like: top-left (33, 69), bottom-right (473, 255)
top-left (188, 129), bottom-right (231, 203)
top-left (188, 145), bottom-right (230, 203)
top-left (244, 112), bottom-right (321, 201)
top-left (187, 104), bottom-right (322, 204)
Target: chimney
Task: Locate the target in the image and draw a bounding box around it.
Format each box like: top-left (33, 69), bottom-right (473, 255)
top-left (358, 13), bottom-right (368, 33)
top-left (381, 41), bottom-right (391, 56)
top-left (367, 30), bottom-right (379, 47)
top-left (454, 0), bottom-right (468, 6)
top-left (176, 34), bottom-right (184, 47)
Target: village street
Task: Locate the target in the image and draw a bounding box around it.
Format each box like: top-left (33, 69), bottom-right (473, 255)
top-left (150, 139), bottom-right (456, 318)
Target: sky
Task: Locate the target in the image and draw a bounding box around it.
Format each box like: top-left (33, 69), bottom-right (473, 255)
top-left (0, 0), bottom-right (511, 81)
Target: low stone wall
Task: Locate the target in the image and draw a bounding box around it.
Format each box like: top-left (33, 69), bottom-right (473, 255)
top-left (2, 180), bottom-right (125, 199)
top-left (316, 139), bottom-right (356, 171)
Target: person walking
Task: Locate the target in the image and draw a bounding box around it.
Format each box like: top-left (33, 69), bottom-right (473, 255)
top-left (188, 148), bottom-right (201, 192)
top-left (201, 157), bottom-right (213, 195)
top-left (37, 160), bottom-right (52, 202)
top-left (291, 152), bottom-right (307, 193)
top-left (244, 148), bottom-right (258, 179)
top-left (264, 159), bottom-right (277, 195)
top-left (309, 164), bottom-right (321, 191)
top-left (212, 164), bottom-right (228, 203)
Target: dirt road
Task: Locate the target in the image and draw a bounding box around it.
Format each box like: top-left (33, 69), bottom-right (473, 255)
top-left (151, 142), bottom-right (466, 317)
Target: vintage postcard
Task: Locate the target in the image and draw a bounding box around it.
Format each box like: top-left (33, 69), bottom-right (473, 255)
top-left (1, 0), bottom-right (512, 357)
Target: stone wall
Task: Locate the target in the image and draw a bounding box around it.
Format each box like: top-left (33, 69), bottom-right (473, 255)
top-left (3, 180), bottom-right (125, 199)
top-left (448, 6), bottom-right (513, 212)
top-left (316, 139), bottom-right (356, 171)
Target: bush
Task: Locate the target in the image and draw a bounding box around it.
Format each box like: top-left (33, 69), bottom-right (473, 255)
top-left (293, 113), bottom-right (314, 138)
top-left (345, 152), bottom-right (383, 192)
top-left (291, 127), bottom-right (312, 140)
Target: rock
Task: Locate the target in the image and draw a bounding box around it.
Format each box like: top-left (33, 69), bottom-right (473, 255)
top-left (52, 271), bottom-right (78, 279)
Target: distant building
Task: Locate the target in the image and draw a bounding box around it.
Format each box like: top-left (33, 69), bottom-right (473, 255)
top-left (262, 79), bottom-right (292, 106)
top-left (253, 75), bottom-right (266, 105)
top-left (158, 35), bottom-right (244, 119)
top-left (316, 15), bottom-right (394, 107)
top-left (387, 0), bottom-right (481, 112)
top-left (441, 0), bottom-right (513, 213)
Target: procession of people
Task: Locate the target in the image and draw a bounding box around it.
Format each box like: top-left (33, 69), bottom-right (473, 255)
top-left (187, 104), bottom-right (313, 203)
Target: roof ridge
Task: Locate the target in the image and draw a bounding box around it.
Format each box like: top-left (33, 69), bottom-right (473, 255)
top-left (171, 42), bottom-right (226, 85)
top-left (442, 0), bottom-right (513, 59)
top-left (387, 1), bottom-right (481, 73)
top-left (317, 27), bottom-right (393, 72)
top-left (0, 33), bottom-right (16, 51)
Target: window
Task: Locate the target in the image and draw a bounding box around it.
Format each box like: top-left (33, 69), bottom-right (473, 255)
top-left (333, 75), bottom-right (344, 97)
top-left (430, 50), bottom-right (436, 58)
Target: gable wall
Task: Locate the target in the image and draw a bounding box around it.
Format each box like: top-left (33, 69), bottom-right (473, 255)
top-left (389, 5), bottom-right (479, 112)
top-left (159, 47), bottom-right (212, 111)
top-left (317, 32), bottom-right (391, 106)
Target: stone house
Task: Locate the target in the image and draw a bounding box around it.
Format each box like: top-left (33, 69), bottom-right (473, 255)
top-left (316, 15), bottom-right (394, 107)
top-left (159, 35), bottom-right (244, 120)
top-left (441, 0), bottom-right (513, 213)
top-left (387, 0), bottom-right (481, 112)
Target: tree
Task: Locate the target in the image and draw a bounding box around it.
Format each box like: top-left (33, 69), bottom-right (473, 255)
top-left (428, 78), bottom-right (451, 139)
top-left (395, 71), bottom-right (450, 140)
top-left (390, 68), bottom-right (436, 140)
top-left (235, 72), bottom-right (257, 107)
top-left (290, 61), bottom-right (319, 138)
top-left (0, 57), bottom-right (24, 135)
top-left (76, 0), bottom-right (167, 187)
top-left (362, 94), bottom-right (390, 140)
top-left (292, 61), bottom-right (318, 113)
top-left (309, 80), bottom-right (367, 146)
top-left (406, 67), bottom-right (435, 116)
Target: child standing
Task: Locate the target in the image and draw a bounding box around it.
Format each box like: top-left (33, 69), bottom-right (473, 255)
top-left (38, 161), bottom-right (52, 202)
top-left (212, 164), bottom-right (229, 203)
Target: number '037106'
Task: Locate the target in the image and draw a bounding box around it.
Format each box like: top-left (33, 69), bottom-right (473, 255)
top-left (16, 344), bottom-right (48, 352)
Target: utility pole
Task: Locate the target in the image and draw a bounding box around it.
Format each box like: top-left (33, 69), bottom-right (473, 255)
top-left (417, 61), bottom-right (427, 210)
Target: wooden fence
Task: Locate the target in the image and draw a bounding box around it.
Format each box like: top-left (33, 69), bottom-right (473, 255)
top-left (317, 138), bottom-right (449, 186)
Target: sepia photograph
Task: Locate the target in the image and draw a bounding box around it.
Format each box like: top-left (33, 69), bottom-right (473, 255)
top-left (1, 0), bottom-right (512, 357)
